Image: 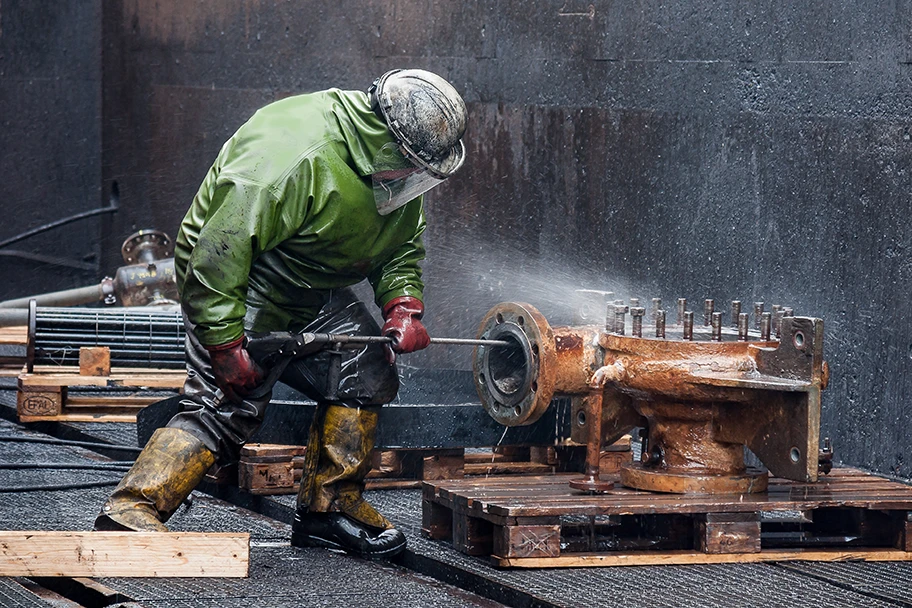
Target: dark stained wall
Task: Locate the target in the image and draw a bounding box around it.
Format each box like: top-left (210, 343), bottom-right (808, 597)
top-left (0, 0), bottom-right (103, 296)
top-left (99, 1), bottom-right (912, 476)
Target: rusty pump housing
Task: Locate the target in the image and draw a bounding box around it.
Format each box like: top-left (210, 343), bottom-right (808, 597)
top-left (472, 299), bottom-right (829, 495)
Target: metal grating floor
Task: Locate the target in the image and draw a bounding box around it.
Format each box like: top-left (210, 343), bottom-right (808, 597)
top-left (0, 578), bottom-right (49, 607)
top-left (4, 393), bottom-right (912, 607)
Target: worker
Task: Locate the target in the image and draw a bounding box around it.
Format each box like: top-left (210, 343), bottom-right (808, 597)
top-left (93, 69), bottom-right (468, 560)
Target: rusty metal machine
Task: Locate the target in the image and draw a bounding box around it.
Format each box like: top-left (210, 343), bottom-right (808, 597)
top-left (473, 295), bottom-right (829, 495)
top-left (0, 229), bottom-right (178, 309)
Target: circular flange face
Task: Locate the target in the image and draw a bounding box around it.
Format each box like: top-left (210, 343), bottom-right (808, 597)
top-left (121, 230), bottom-right (173, 264)
top-left (473, 302), bottom-right (557, 427)
top-left (620, 462), bottom-right (769, 494)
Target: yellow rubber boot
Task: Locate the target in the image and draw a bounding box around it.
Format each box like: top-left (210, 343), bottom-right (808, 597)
top-left (292, 405), bottom-right (405, 558)
top-left (93, 427), bottom-right (215, 532)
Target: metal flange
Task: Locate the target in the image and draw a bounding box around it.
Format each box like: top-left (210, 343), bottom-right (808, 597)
top-left (473, 302), bottom-right (557, 427)
top-left (121, 230), bottom-right (174, 265)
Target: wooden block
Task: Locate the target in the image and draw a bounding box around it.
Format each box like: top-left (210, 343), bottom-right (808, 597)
top-left (464, 451), bottom-right (510, 464)
top-left (0, 325), bottom-right (27, 344)
top-left (17, 387), bottom-right (62, 417)
top-left (239, 461), bottom-right (295, 492)
top-left (493, 524), bottom-right (561, 559)
top-left (422, 499), bottom-right (453, 540)
top-left (453, 513), bottom-right (493, 556)
top-left (695, 512), bottom-right (761, 554)
top-left (0, 531), bottom-right (248, 577)
top-left (494, 446), bottom-right (530, 460)
top-left (892, 511), bottom-right (912, 551)
top-left (529, 446), bottom-right (558, 465)
top-left (422, 449), bottom-right (465, 481)
top-left (239, 443), bottom-right (305, 463)
top-left (371, 449), bottom-right (406, 477)
top-left (79, 346), bottom-right (111, 376)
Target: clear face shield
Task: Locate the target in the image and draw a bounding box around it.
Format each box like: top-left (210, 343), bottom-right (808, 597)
top-left (372, 143), bottom-right (446, 215)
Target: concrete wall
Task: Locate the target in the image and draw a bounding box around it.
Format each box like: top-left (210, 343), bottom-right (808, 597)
top-left (10, 1), bottom-right (911, 475)
top-left (0, 0), bottom-right (103, 297)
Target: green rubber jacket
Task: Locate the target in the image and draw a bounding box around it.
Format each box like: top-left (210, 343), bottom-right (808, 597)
top-left (174, 90), bottom-right (426, 347)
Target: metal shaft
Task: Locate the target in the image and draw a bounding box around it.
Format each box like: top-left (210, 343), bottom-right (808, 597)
top-left (430, 337), bottom-right (512, 347)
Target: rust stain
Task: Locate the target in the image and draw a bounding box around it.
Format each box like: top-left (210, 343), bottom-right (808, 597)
top-left (554, 333), bottom-right (582, 352)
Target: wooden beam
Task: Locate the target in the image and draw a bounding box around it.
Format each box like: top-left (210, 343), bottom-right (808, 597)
top-left (0, 531), bottom-right (249, 577)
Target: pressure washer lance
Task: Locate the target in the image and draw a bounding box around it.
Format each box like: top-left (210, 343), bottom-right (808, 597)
top-left (240, 331), bottom-right (511, 402)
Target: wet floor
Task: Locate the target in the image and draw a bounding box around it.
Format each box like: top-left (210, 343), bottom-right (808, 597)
top-left (2, 393), bottom-right (912, 607)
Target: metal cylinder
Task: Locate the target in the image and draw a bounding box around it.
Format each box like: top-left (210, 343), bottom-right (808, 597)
top-left (651, 298), bottom-right (662, 321)
top-left (613, 304), bottom-right (628, 336)
top-left (0, 281), bottom-right (113, 309)
top-left (605, 304), bottom-right (616, 333)
top-left (774, 310), bottom-right (785, 339)
top-left (738, 313), bottom-right (749, 341)
top-left (676, 298), bottom-right (686, 325)
top-left (703, 299), bottom-right (715, 326)
top-left (683, 311), bottom-right (694, 341)
top-left (731, 301), bottom-right (742, 327)
top-left (655, 310), bottom-right (666, 338)
top-left (761, 312), bottom-right (772, 341)
top-left (631, 307), bottom-right (645, 337)
top-left (711, 312), bottom-right (723, 341)
top-left (753, 302), bottom-right (764, 330)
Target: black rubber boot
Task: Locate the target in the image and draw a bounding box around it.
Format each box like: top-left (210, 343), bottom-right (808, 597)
top-left (291, 511), bottom-right (406, 558)
top-left (292, 404), bottom-right (406, 558)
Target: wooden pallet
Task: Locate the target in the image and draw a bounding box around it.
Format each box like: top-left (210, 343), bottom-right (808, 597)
top-left (17, 364), bottom-right (186, 423)
top-left (422, 468), bottom-right (912, 567)
top-left (235, 441), bottom-right (633, 494)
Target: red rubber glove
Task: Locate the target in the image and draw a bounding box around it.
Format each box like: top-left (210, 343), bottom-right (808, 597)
top-left (206, 337), bottom-right (265, 403)
top-left (381, 296), bottom-right (431, 364)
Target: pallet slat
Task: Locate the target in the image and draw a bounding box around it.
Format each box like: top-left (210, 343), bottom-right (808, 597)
top-left (495, 548), bottom-right (912, 568)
